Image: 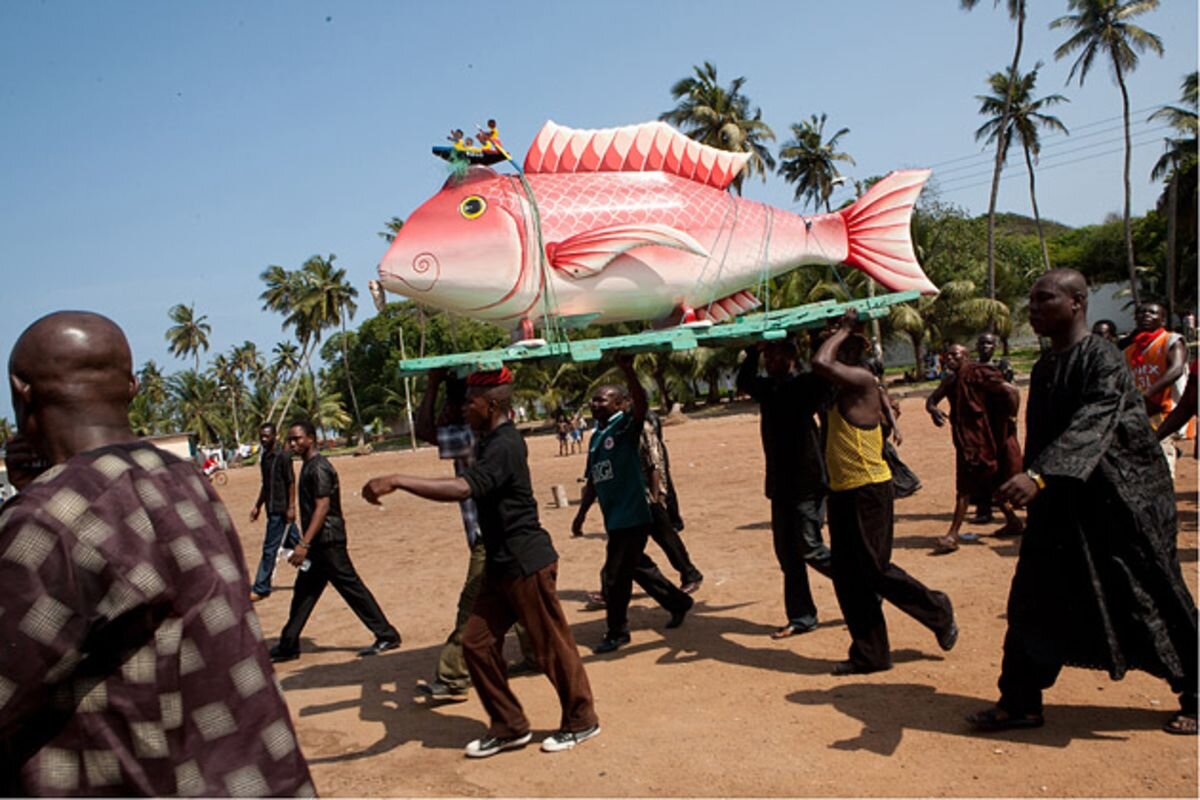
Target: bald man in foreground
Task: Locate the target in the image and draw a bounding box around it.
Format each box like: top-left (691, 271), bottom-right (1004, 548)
top-left (968, 270), bottom-right (1197, 736)
top-left (0, 311), bottom-right (313, 795)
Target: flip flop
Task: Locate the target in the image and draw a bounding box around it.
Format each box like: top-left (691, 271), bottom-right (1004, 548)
top-left (966, 706), bottom-right (1044, 732)
top-left (771, 622), bottom-right (816, 639)
top-left (1163, 712), bottom-right (1198, 735)
top-left (958, 532), bottom-right (981, 543)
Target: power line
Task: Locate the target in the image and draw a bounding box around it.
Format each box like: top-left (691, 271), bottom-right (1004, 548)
top-left (923, 100), bottom-right (1175, 170)
top-left (937, 137), bottom-right (1166, 197)
top-left (936, 124), bottom-right (1174, 186)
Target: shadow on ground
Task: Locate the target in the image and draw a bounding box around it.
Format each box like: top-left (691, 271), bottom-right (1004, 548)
top-left (786, 682), bottom-right (1168, 756)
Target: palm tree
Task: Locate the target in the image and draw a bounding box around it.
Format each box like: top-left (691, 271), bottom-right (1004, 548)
top-left (776, 114), bottom-right (856, 212)
top-left (1149, 71), bottom-right (1198, 325)
top-left (168, 370), bottom-right (225, 445)
top-left (378, 216), bottom-right (404, 243)
top-left (1052, 0), bottom-right (1164, 308)
top-left (211, 353), bottom-right (242, 446)
top-left (961, 0), bottom-right (1028, 301)
top-left (660, 61), bottom-right (776, 194)
top-left (165, 303), bottom-right (211, 373)
top-left (294, 254), bottom-right (365, 442)
top-left (975, 64), bottom-right (1069, 273)
top-left (259, 265), bottom-right (318, 430)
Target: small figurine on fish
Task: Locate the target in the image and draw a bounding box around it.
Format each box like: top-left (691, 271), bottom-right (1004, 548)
top-left (387, 119), bottom-right (937, 342)
top-left (433, 118), bottom-right (509, 167)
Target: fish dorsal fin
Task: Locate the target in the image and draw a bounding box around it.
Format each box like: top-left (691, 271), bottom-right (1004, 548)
top-left (524, 120), bottom-right (750, 190)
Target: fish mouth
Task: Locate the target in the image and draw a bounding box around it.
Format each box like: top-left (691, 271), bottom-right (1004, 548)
top-left (392, 252), bottom-right (440, 293)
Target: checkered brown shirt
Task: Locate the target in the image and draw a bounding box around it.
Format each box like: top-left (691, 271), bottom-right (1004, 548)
top-left (0, 442), bottom-right (314, 796)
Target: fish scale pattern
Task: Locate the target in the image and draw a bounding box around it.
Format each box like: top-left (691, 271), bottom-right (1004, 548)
top-left (526, 172), bottom-right (755, 250)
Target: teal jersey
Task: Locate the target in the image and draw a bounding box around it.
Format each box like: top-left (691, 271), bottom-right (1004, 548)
top-left (588, 410), bottom-right (652, 531)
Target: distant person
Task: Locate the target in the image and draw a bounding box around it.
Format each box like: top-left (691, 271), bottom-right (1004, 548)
top-left (572, 356), bottom-right (693, 654)
top-left (249, 422), bottom-right (296, 602)
top-left (1123, 302), bottom-right (1189, 476)
top-left (269, 420), bottom-right (400, 663)
top-left (555, 415), bottom-right (571, 457)
top-left (926, 344), bottom-right (1024, 553)
top-left (0, 311), bottom-right (312, 795)
top-left (410, 369), bottom-right (537, 703)
top-left (968, 269), bottom-right (1196, 736)
top-left (975, 332), bottom-right (1013, 382)
top-left (1091, 319), bottom-right (1120, 345)
top-left (736, 340), bottom-right (833, 639)
top-left (362, 367), bottom-right (600, 758)
top-left (812, 311), bottom-right (957, 675)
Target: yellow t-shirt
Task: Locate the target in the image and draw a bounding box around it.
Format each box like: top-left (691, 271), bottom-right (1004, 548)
top-left (825, 405), bottom-right (892, 492)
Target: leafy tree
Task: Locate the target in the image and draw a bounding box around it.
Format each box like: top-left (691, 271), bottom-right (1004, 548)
top-left (1052, 0), bottom-right (1164, 307)
top-left (961, 0), bottom-right (1028, 301)
top-left (0, 417), bottom-right (13, 447)
top-left (777, 114), bottom-right (855, 212)
top-left (1149, 71), bottom-right (1198, 324)
top-left (660, 61), bottom-right (776, 194)
top-left (293, 254), bottom-right (364, 441)
top-left (976, 64), bottom-right (1069, 272)
top-left (165, 303), bottom-right (211, 373)
top-left (168, 370), bottom-right (224, 445)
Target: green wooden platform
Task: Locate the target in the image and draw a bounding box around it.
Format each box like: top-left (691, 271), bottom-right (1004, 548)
top-left (394, 291), bottom-right (918, 376)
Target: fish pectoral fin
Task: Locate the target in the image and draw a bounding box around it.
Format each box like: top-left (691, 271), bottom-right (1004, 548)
top-left (546, 223), bottom-right (709, 278)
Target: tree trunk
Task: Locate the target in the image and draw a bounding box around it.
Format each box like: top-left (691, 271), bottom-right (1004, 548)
top-left (984, 6), bottom-right (1026, 306)
top-left (1024, 145), bottom-right (1052, 273)
top-left (909, 332), bottom-right (924, 381)
top-left (339, 311), bottom-right (365, 444)
top-left (274, 339), bottom-right (313, 431)
top-left (1114, 57), bottom-right (1140, 308)
top-left (1167, 173), bottom-right (1178, 327)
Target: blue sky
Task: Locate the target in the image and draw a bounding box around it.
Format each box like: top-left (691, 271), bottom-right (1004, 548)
top-left (1, 1), bottom-right (1196, 423)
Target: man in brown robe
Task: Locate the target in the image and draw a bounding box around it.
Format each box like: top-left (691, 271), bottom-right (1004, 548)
top-left (926, 343), bottom-right (1024, 553)
top-left (0, 311), bottom-right (313, 795)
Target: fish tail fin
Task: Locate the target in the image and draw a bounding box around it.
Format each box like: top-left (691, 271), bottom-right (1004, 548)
top-left (839, 170), bottom-right (938, 295)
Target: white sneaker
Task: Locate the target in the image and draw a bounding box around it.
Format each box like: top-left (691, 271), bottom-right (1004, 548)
top-left (541, 724), bottom-right (601, 752)
top-left (464, 731), bottom-right (532, 758)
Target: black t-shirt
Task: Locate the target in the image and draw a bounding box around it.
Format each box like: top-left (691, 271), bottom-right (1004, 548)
top-left (460, 421), bottom-right (558, 579)
top-left (298, 454), bottom-right (346, 546)
top-left (738, 353), bottom-right (831, 499)
top-left (258, 445), bottom-right (294, 515)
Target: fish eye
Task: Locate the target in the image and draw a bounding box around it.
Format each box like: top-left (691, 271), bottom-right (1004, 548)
top-left (459, 195), bottom-right (487, 219)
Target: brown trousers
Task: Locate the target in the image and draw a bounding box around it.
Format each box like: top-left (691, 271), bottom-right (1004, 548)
top-left (463, 561), bottom-right (598, 739)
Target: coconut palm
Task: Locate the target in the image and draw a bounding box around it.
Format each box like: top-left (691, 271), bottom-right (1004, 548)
top-left (1052, 0), bottom-right (1164, 308)
top-left (777, 114), bottom-right (856, 212)
top-left (168, 370), bottom-right (225, 445)
top-left (211, 353), bottom-right (243, 446)
top-left (975, 64), bottom-right (1069, 273)
top-left (378, 216), bottom-right (404, 243)
top-left (961, 0), bottom-right (1028, 301)
top-left (165, 303), bottom-right (211, 373)
top-left (1149, 71), bottom-right (1198, 325)
top-left (660, 61), bottom-right (776, 194)
top-left (293, 254), bottom-right (365, 441)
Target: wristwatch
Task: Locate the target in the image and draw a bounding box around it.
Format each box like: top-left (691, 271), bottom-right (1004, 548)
top-left (1024, 469), bottom-right (1046, 490)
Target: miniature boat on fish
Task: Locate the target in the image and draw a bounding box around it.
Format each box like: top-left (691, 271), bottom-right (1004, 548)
top-left (378, 120), bottom-right (935, 340)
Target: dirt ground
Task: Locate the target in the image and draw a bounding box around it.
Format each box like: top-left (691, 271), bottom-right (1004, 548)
top-left (217, 395), bottom-right (1199, 798)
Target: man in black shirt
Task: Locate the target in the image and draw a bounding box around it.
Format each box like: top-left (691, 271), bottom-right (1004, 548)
top-left (737, 340), bottom-right (833, 639)
top-left (363, 368), bottom-right (599, 759)
top-left (249, 422), bottom-right (296, 601)
top-left (269, 420), bottom-right (400, 663)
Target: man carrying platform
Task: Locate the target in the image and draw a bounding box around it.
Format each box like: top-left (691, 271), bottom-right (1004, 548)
top-left (363, 368), bottom-right (600, 758)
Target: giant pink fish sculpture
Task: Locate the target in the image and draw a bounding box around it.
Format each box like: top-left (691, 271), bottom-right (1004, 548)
top-left (378, 120), bottom-right (935, 339)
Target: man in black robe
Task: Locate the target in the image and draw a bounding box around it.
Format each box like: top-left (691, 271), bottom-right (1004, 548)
top-left (968, 269), bottom-right (1197, 736)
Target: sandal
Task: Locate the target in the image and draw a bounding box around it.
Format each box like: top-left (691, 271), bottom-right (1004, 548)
top-left (966, 706), bottom-right (1044, 732)
top-left (1163, 712), bottom-right (1198, 735)
top-left (771, 622), bottom-right (816, 639)
top-left (931, 535), bottom-right (959, 555)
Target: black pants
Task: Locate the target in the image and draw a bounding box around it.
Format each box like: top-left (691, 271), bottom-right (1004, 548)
top-left (998, 629), bottom-right (1199, 717)
top-left (649, 504), bottom-right (703, 585)
top-left (603, 524), bottom-right (693, 638)
top-left (770, 495), bottom-right (832, 628)
top-left (827, 481), bottom-right (952, 670)
top-left (278, 542), bottom-right (398, 652)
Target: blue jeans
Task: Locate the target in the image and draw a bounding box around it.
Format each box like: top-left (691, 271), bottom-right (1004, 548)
top-left (252, 514), bottom-right (290, 595)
